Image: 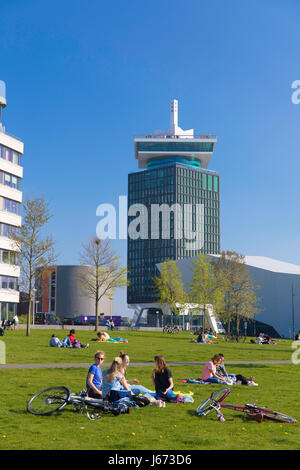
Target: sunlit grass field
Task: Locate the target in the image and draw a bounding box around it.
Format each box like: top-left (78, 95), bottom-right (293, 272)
top-left (1, 328), bottom-right (299, 450)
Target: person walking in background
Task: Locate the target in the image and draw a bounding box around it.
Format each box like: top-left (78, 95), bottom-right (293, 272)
top-left (13, 313), bottom-right (19, 330)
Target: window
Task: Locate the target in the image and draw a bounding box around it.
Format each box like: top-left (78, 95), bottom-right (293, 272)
top-left (1, 223), bottom-right (17, 237)
top-left (3, 198), bottom-right (19, 214)
top-left (0, 145), bottom-right (21, 165)
top-left (12, 152), bottom-right (19, 165)
top-left (213, 176), bottom-right (218, 192)
top-left (0, 171), bottom-right (20, 189)
top-left (208, 175), bottom-right (212, 191)
top-left (0, 276), bottom-right (18, 290)
top-left (0, 249), bottom-right (18, 265)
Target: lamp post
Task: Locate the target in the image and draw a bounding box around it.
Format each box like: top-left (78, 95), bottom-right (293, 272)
top-left (31, 288), bottom-right (37, 325)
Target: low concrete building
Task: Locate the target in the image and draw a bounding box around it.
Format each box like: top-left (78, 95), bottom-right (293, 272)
top-left (35, 265), bottom-right (113, 320)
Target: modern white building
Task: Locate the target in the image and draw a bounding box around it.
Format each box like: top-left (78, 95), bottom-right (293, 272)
top-left (0, 81), bottom-right (23, 321)
top-left (175, 255), bottom-right (300, 339)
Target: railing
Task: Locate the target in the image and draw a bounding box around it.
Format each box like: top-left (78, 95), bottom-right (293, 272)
top-left (134, 134), bottom-right (217, 140)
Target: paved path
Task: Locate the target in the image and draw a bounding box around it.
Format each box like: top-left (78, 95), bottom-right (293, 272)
top-left (0, 360), bottom-right (292, 369)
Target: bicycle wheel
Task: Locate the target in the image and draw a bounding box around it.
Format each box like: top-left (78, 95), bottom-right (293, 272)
top-left (27, 386), bottom-right (70, 416)
top-left (211, 388), bottom-right (231, 403)
top-left (197, 388), bottom-right (230, 416)
top-left (245, 405), bottom-right (296, 423)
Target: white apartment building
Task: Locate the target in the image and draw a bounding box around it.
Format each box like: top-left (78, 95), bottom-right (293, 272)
top-left (0, 81), bottom-right (23, 321)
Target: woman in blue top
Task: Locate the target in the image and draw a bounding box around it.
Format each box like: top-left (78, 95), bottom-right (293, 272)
top-left (102, 357), bottom-right (133, 402)
top-left (86, 351), bottom-right (105, 398)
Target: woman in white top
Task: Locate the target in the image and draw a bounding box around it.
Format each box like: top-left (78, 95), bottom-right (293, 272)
top-left (13, 314), bottom-right (19, 330)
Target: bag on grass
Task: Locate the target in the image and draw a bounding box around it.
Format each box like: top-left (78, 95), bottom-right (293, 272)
top-left (170, 394), bottom-right (185, 403)
top-left (131, 395), bottom-right (150, 407)
top-left (73, 339), bottom-right (81, 348)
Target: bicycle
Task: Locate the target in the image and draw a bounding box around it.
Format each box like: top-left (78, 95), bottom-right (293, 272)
top-left (163, 325), bottom-right (181, 334)
top-left (197, 388), bottom-right (296, 423)
top-left (27, 386), bottom-right (130, 420)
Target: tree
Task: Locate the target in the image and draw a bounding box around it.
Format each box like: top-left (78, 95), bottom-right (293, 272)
top-left (153, 259), bottom-right (186, 326)
top-left (188, 253), bottom-right (224, 330)
top-left (215, 250), bottom-right (260, 340)
top-left (13, 197), bottom-right (55, 336)
top-left (78, 237), bottom-right (128, 331)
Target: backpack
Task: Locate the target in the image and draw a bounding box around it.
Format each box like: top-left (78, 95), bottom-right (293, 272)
top-left (131, 395), bottom-right (150, 407)
top-left (0, 328), bottom-right (4, 336)
top-left (73, 339), bottom-right (81, 348)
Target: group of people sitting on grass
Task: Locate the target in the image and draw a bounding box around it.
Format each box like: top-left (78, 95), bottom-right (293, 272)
top-left (49, 329), bottom-right (89, 349)
top-left (190, 328), bottom-right (217, 344)
top-left (49, 329), bottom-right (129, 349)
top-left (257, 333), bottom-right (277, 345)
top-left (84, 350), bottom-right (258, 410)
top-left (85, 351), bottom-right (191, 407)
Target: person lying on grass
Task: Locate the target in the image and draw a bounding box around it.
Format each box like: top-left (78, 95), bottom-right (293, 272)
top-left (91, 331), bottom-right (128, 343)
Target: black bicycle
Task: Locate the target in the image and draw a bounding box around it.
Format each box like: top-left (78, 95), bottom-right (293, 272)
top-left (163, 325), bottom-right (181, 334)
top-left (27, 386), bottom-right (130, 420)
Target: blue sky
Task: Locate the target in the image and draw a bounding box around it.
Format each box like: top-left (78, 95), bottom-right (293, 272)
top-left (1, 0), bottom-right (300, 316)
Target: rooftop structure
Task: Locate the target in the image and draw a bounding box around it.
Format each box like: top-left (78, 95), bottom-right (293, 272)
top-left (134, 99), bottom-right (217, 170)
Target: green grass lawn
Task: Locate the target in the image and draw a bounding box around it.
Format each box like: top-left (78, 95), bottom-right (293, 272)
top-left (1, 329), bottom-right (299, 450)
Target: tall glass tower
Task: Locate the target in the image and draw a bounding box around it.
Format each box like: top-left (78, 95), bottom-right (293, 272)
top-left (127, 100), bottom-right (220, 319)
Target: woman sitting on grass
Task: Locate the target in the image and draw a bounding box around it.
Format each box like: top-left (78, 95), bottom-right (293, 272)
top-left (201, 354), bottom-right (228, 384)
top-left (101, 357), bottom-right (133, 402)
top-left (119, 351), bottom-right (154, 395)
top-left (151, 355), bottom-right (177, 402)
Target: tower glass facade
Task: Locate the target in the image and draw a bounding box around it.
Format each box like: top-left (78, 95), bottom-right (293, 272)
top-left (127, 164), bottom-right (220, 304)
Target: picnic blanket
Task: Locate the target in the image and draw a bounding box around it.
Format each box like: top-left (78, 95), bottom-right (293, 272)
top-left (180, 379), bottom-right (211, 384)
top-left (180, 377), bottom-right (236, 385)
